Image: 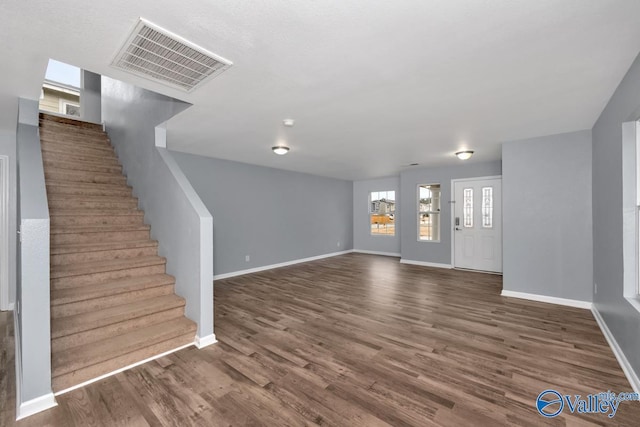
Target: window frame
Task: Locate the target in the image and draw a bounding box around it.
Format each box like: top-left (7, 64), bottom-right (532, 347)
top-left (369, 190), bottom-right (396, 237)
top-left (417, 183), bottom-right (441, 243)
top-left (60, 99), bottom-right (80, 117)
top-left (621, 120), bottom-right (640, 313)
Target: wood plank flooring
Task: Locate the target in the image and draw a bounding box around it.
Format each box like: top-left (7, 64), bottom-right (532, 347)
top-left (2, 253), bottom-right (639, 426)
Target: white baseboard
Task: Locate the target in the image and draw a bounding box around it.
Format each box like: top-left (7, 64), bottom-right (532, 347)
top-left (500, 290), bottom-right (592, 309)
top-left (16, 393), bottom-right (57, 420)
top-left (214, 250), bottom-right (354, 280)
top-left (353, 250), bottom-right (401, 257)
top-left (399, 259), bottom-right (452, 269)
top-left (592, 306), bottom-right (640, 394)
top-left (54, 341), bottom-right (195, 397)
top-left (14, 309), bottom-right (58, 420)
top-left (7, 302), bottom-right (14, 311)
top-left (195, 333), bottom-right (217, 349)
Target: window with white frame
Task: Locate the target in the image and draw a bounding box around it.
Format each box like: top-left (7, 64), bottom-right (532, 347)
top-left (369, 190), bottom-right (395, 236)
top-left (60, 100), bottom-right (80, 117)
top-left (418, 184), bottom-right (441, 241)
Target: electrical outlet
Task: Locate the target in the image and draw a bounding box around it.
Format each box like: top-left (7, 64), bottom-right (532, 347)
top-left (594, 282), bottom-right (598, 294)
top-left (245, 255), bottom-right (250, 262)
top-left (337, 241), bottom-right (341, 247)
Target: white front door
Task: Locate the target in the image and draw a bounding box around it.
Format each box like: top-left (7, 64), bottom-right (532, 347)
top-left (453, 177), bottom-right (502, 273)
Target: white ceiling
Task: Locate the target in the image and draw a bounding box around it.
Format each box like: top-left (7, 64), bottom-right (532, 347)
top-left (2, 0), bottom-right (640, 180)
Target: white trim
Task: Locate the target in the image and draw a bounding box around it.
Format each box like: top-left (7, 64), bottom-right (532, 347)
top-left (214, 250), bottom-right (354, 280)
top-left (591, 306), bottom-right (640, 394)
top-left (155, 122), bottom-right (167, 148)
top-left (353, 250), bottom-right (401, 257)
top-left (59, 99), bottom-right (80, 117)
top-left (43, 80), bottom-right (80, 95)
top-left (195, 333), bottom-right (217, 349)
top-left (12, 310), bottom-right (56, 420)
top-left (416, 183), bottom-right (442, 243)
top-left (0, 156), bottom-right (9, 311)
top-left (14, 310), bottom-right (22, 419)
top-left (451, 175), bottom-right (503, 183)
top-left (625, 295), bottom-right (640, 314)
top-left (399, 259), bottom-right (452, 269)
top-left (500, 290), bottom-right (592, 309)
top-left (54, 341), bottom-right (195, 396)
top-left (16, 393), bottom-right (57, 420)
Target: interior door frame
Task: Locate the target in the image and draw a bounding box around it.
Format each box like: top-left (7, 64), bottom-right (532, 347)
top-left (0, 155), bottom-right (9, 311)
top-left (450, 175), bottom-right (502, 270)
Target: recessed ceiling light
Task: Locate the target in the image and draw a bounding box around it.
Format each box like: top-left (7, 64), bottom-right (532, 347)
top-left (455, 150), bottom-right (474, 160)
top-left (272, 146), bottom-right (290, 155)
top-left (283, 119), bottom-right (295, 127)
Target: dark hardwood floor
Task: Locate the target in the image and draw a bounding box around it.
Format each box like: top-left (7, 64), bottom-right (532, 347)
top-left (2, 253), bottom-right (639, 426)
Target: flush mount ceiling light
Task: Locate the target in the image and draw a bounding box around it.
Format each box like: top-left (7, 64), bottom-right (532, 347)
top-left (455, 150), bottom-right (474, 160)
top-left (272, 146), bottom-right (290, 155)
top-left (283, 119), bottom-right (295, 127)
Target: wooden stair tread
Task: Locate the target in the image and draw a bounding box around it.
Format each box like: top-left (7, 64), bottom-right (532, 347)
top-left (48, 194), bottom-right (137, 202)
top-left (41, 146), bottom-right (118, 161)
top-left (51, 294), bottom-right (186, 339)
top-left (50, 224), bottom-right (150, 234)
top-left (41, 136), bottom-right (113, 149)
top-left (50, 209), bottom-right (143, 217)
top-left (39, 126), bottom-right (109, 136)
top-left (52, 318), bottom-right (196, 392)
top-left (40, 135), bottom-right (111, 146)
top-left (51, 239), bottom-right (156, 254)
top-left (44, 160), bottom-right (122, 174)
top-left (52, 317), bottom-right (195, 378)
top-left (42, 152), bottom-right (121, 166)
top-left (51, 255), bottom-right (165, 278)
top-left (40, 113), bottom-right (104, 130)
top-left (45, 167), bottom-right (125, 178)
top-left (47, 180), bottom-right (131, 191)
top-left (51, 274), bottom-right (175, 306)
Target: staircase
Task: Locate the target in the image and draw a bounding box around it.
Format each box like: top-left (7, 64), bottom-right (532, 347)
top-left (39, 113), bottom-right (197, 392)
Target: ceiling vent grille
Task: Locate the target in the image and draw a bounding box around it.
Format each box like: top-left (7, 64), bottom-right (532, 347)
top-left (111, 19), bottom-right (232, 92)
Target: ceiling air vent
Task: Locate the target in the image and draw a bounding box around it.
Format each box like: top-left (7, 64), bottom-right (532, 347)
top-left (111, 19), bottom-right (232, 92)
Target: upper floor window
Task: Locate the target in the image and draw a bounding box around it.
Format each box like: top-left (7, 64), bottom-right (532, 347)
top-left (370, 190), bottom-right (395, 236)
top-left (418, 184), bottom-right (441, 242)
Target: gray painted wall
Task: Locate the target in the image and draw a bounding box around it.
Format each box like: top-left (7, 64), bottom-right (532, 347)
top-left (353, 176), bottom-right (400, 255)
top-left (102, 77), bottom-right (215, 340)
top-left (502, 130), bottom-right (593, 302)
top-left (80, 70), bottom-right (101, 124)
top-left (0, 129), bottom-right (17, 307)
top-left (399, 161), bottom-right (502, 265)
top-left (171, 151), bottom-right (354, 276)
top-left (593, 51), bottom-right (640, 377)
top-left (16, 98), bottom-right (53, 405)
